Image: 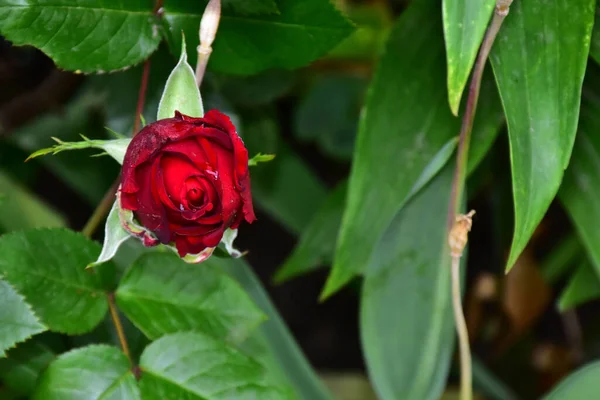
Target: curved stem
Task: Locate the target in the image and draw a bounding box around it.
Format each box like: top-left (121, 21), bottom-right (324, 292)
top-left (452, 255), bottom-right (472, 400)
top-left (107, 293), bottom-right (134, 368)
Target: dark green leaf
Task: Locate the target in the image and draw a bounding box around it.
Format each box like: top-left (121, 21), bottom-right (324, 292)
top-left (218, 69), bottom-right (296, 107)
top-left (544, 361), bottom-right (600, 399)
top-left (0, 340), bottom-right (56, 396)
top-left (490, 0), bottom-right (595, 271)
top-left (0, 280), bottom-right (46, 357)
top-left (215, 257), bottom-right (334, 400)
top-left (33, 345), bottom-right (139, 400)
top-left (139, 332), bottom-right (288, 399)
top-left (116, 253), bottom-right (265, 342)
top-left (323, 0), bottom-right (460, 298)
top-left (443, 0), bottom-right (496, 115)
top-left (275, 181), bottom-right (347, 283)
top-left (559, 67), bottom-right (600, 278)
top-left (0, 1), bottom-right (161, 73)
top-left (361, 164), bottom-right (459, 400)
top-left (540, 234), bottom-right (581, 285)
top-left (221, 0), bottom-right (278, 15)
top-left (0, 229), bottom-right (113, 334)
top-left (162, 0), bottom-right (354, 75)
top-left (0, 170), bottom-right (66, 232)
top-left (589, 5), bottom-right (600, 64)
top-left (558, 260), bottom-right (600, 311)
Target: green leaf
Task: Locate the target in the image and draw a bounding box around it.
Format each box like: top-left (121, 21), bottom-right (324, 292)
top-left (26, 136), bottom-right (130, 165)
top-left (559, 66), bottom-right (600, 279)
top-left (0, 340), bottom-right (56, 396)
top-left (544, 361), bottom-right (600, 399)
top-left (0, 280), bottom-right (46, 357)
top-left (361, 164), bottom-right (459, 400)
top-left (442, 0), bottom-right (496, 115)
top-left (156, 37), bottom-right (204, 120)
top-left (33, 345), bottom-right (140, 400)
top-left (89, 200), bottom-right (131, 269)
top-left (221, 0), bottom-right (279, 16)
top-left (162, 0), bottom-right (354, 75)
top-left (540, 234), bottom-right (581, 285)
top-left (589, 5), bottom-right (600, 64)
top-left (323, 0), bottom-right (460, 298)
top-left (558, 260), bottom-right (600, 311)
top-left (0, 229), bottom-right (113, 334)
top-left (0, 170), bottom-right (66, 232)
top-left (274, 181), bottom-right (348, 283)
top-left (215, 257), bottom-right (333, 400)
top-left (116, 253), bottom-right (266, 342)
top-left (139, 332), bottom-right (288, 399)
top-left (0, 1), bottom-right (161, 73)
top-left (490, 0), bottom-right (595, 271)
top-left (248, 153), bottom-right (276, 166)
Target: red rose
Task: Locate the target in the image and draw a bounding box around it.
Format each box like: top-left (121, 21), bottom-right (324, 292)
top-left (120, 110), bottom-right (256, 257)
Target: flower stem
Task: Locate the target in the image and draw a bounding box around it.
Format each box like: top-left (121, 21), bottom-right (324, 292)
top-left (446, 3), bottom-right (513, 400)
top-left (107, 293), bottom-right (134, 369)
top-left (81, 179), bottom-right (119, 238)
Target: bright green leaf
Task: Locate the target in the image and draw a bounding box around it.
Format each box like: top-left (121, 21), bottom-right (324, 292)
top-left (139, 332), bottom-right (288, 399)
top-left (0, 340), bottom-right (56, 396)
top-left (248, 153), bottom-right (276, 166)
top-left (323, 0), bottom-right (460, 298)
top-left (215, 257), bottom-right (334, 400)
top-left (558, 260), bottom-right (600, 311)
top-left (33, 345), bottom-right (140, 400)
top-left (0, 1), bottom-right (161, 73)
top-left (490, 0), bottom-right (595, 271)
top-left (559, 66), bottom-right (600, 279)
top-left (443, 0), bottom-right (496, 115)
top-left (0, 229), bottom-right (113, 334)
top-left (0, 171), bottom-right (66, 232)
top-left (116, 253), bottom-right (265, 342)
top-left (26, 136), bottom-right (130, 165)
top-left (361, 164), bottom-right (460, 400)
top-left (156, 37), bottom-right (204, 120)
top-left (162, 0), bottom-right (354, 75)
top-left (544, 361), bottom-right (600, 399)
top-left (0, 280), bottom-right (46, 357)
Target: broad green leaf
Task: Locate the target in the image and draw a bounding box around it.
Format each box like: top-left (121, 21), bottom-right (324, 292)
top-left (361, 164), bottom-right (459, 400)
top-left (559, 67), bottom-right (600, 278)
top-left (442, 0), bottom-right (496, 115)
top-left (323, 0), bottom-right (461, 298)
top-left (156, 38), bottom-right (204, 120)
top-left (0, 171), bottom-right (66, 232)
top-left (490, 0), bottom-right (595, 271)
top-left (162, 0), bottom-right (354, 75)
top-left (558, 260), bottom-right (600, 311)
top-left (9, 93), bottom-right (119, 205)
top-left (0, 0), bottom-right (161, 73)
top-left (215, 257), bottom-right (334, 400)
top-left (116, 253), bottom-right (265, 342)
top-left (243, 114), bottom-right (327, 234)
top-left (0, 340), bottom-right (56, 396)
top-left (544, 361), bottom-right (600, 399)
top-left (33, 345), bottom-right (140, 400)
top-left (0, 229), bottom-right (113, 334)
top-left (221, 0), bottom-right (278, 15)
top-left (275, 181), bottom-right (348, 283)
top-left (0, 280), bottom-right (46, 357)
top-left (472, 357), bottom-right (519, 400)
top-left (139, 332), bottom-right (288, 399)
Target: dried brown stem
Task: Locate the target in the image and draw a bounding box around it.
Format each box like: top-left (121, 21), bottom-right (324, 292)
top-left (195, 0), bottom-right (221, 87)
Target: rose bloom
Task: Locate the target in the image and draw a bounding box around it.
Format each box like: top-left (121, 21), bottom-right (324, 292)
top-left (119, 110), bottom-right (256, 257)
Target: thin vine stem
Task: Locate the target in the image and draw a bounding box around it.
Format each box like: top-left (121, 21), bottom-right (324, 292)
top-left (447, 2), bottom-right (513, 400)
